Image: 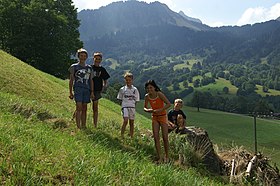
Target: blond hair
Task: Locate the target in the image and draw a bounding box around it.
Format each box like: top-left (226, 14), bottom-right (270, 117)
top-left (77, 48), bottom-right (88, 57)
top-left (174, 99), bottom-right (183, 104)
top-left (124, 72), bottom-right (133, 79)
top-left (93, 52), bottom-right (103, 58)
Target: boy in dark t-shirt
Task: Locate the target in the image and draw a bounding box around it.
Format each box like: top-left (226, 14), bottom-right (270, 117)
top-left (91, 52), bottom-right (110, 128)
top-left (168, 99), bottom-right (187, 133)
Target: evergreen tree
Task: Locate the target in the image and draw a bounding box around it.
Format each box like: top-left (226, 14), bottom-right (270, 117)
top-left (0, 0), bottom-right (82, 78)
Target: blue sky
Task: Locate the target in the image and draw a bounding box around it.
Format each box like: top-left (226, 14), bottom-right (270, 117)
top-left (72, 0), bottom-right (280, 27)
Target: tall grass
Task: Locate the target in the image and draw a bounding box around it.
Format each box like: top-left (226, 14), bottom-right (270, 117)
top-left (0, 96), bottom-right (225, 185)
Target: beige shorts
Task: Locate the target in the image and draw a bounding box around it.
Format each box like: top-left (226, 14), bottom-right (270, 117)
top-left (122, 107), bottom-right (135, 120)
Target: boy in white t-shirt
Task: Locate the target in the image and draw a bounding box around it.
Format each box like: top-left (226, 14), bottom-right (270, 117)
top-left (117, 72), bottom-right (140, 138)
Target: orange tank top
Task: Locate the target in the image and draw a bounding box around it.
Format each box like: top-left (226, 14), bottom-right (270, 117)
top-left (148, 94), bottom-right (167, 116)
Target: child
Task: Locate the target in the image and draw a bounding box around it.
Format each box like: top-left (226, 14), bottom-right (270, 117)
top-left (69, 48), bottom-right (94, 129)
top-left (117, 72), bottom-right (140, 138)
top-left (144, 80), bottom-right (171, 163)
top-left (167, 99), bottom-right (187, 133)
top-left (91, 52), bottom-right (110, 128)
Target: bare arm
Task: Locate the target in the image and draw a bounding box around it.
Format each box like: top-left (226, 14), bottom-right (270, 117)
top-left (69, 73), bottom-right (74, 99)
top-left (144, 94), bottom-right (153, 112)
top-left (102, 80), bottom-right (108, 92)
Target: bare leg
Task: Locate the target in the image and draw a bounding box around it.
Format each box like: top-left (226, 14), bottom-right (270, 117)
top-left (121, 117), bottom-right (128, 138)
top-left (72, 110), bottom-right (76, 121)
top-left (75, 102), bottom-right (82, 129)
top-left (81, 103), bottom-right (87, 129)
top-left (93, 100), bottom-right (99, 128)
top-left (129, 119), bottom-right (134, 138)
top-left (152, 120), bottom-right (161, 162)
top-left (161, 123), bottom-right (169, 162)
top-left (177, 114), bottom-right (185, 128)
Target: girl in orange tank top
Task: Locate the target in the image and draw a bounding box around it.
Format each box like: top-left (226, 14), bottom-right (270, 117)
top-left (144, 80), bottom-right (171, 163)
top-left (148, 93), bottom-right (167, 116)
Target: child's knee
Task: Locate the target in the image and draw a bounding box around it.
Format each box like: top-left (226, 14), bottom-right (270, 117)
top-left (177, 114), bottom-right (183, 120)
top-left (76, 105), bottom-right (82, 111)
top-left (81, 105), bottom-right (87, 111)
top-left (129, 123), bottom-right (134, 127)
top-left (177, 114), bottom-right (184, 126)
top-left (92, 103), bottom-right (98, 111)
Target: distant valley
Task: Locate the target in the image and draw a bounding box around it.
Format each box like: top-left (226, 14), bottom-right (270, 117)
top-left (78, 1), bottom-right (280, 114)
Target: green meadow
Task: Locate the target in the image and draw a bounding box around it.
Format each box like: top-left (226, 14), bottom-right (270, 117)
top-left (0, 50), bottom-right (227, 185)
top-left (256, 85), bottom-right (280, 96)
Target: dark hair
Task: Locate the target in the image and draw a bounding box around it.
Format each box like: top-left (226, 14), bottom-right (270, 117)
top-left (145, 80), bottom-right (161, 92)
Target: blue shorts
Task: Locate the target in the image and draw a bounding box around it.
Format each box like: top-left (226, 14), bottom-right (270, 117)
top-left (74, 87), bottom-right (91, 103)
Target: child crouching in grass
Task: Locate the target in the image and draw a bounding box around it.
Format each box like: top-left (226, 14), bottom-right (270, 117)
top-left (168, 99), bottom-right (192, 134)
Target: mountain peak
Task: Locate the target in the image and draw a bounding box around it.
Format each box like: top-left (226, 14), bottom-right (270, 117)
top-left (78, 1), bottom-right (209, 40)
top-left (178, 11), bottom-right (202, 24)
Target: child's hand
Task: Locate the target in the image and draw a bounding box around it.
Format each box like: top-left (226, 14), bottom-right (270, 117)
top-left (90, 92), bottom-right (95, 100)
top-left (69, 93), bottom-right (74, 99)
top-left (153, 108), bottom-right (163, 113)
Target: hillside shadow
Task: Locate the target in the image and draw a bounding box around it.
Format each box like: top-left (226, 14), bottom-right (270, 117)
top-left (82, 129), bottom-right (155, 160)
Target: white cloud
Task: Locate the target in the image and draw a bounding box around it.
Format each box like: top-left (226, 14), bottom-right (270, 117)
top-left (206, 21), bottom-right (225, 27)
top-left (237, 3), bottom-right (280, 26)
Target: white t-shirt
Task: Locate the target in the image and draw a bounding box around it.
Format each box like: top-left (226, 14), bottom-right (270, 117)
top-left (117, 85), bottom-right (140, 108)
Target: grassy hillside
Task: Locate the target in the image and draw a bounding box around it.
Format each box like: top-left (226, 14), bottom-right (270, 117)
top-left (182, 77), bottom-right (238, 103)
top-left (0, 50), bottom-right (226, 185)
top-left (136, 101), bottom-right (280, 166)
top-left (256, 85), bottom-right (280, 96)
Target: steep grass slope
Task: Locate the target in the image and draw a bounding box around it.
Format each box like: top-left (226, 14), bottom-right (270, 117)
top-left (0, 50), bottom-right (225, 185)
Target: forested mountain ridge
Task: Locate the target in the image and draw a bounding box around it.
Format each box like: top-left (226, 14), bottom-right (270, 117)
top-left (79, 1), bottom-right (280, 66)
top-left (78, 1), bottom-right (280, 114)
top-left (78, 1), bottom-right (209, 41)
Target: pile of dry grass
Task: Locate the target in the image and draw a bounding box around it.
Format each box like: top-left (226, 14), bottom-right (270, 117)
top-left (219, 147), bottom-right (280, 185)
